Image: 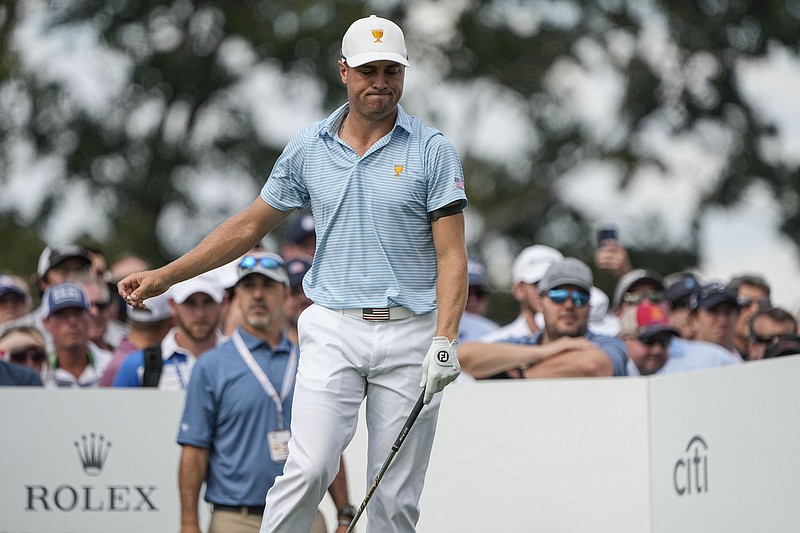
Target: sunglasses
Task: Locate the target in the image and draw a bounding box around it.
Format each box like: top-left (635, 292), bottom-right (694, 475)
top-left (623, 290), bottom-right (666, 305)
top-left (239, 255), bottom-right (284, 271)
top-left (750, 333), bottom-right (791, 345)
top-left (546, 289), bottom-right (590, 307)
top-left (9, 346), bottom-right (47, 363)
top-left (737, 296), bottom-right (771, 308)
top-left (91, 301), bottom-right (111, 311)
top-left (638, 334), bottom-right (674, 348)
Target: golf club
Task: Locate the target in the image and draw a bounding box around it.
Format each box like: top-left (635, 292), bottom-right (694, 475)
top-left (346, 387), bottom-right (427, 533)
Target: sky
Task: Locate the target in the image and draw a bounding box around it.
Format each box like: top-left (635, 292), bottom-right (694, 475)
top-left (5, 1), bottom-right (800, 310)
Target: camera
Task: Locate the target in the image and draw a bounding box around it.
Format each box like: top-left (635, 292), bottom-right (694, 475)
top-left (596, 226), bottom-right (618, 248)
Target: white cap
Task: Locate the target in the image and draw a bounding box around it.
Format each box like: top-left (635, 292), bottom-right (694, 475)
top-left (512, 245), bottom-right (563, 284)
top-left (127, 292), bottom-right (174, 323)
top-left (170, 275), bottom-right (224, 304)
top-left (341, 15), bottom-right (409, 68)
top-left (588, 286), bottom-right (621, 337)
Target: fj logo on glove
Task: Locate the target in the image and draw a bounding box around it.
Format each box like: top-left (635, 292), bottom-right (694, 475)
top-left (437, 350), bottom-right (449, 363)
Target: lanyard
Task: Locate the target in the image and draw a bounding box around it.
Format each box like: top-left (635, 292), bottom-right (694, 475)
top-left (232, 330), bottom-right (297, 430)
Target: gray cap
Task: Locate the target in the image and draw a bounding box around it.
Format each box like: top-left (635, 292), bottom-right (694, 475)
top-left (612, 269), bottom-right (664, 310)
top-left (538, 258), bottom-right (593, 294)
top-left (237, 252), bottom-right (290, 287)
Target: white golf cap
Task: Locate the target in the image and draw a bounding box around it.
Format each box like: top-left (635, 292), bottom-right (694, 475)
top-left (341, 15), bottom-right (409, 68)
top-left (127, 292), bottom-right (174, 323)
top-left (170, 274), bottom-right (224, 304)
top-left (512, 245), bottom-right (563, 284)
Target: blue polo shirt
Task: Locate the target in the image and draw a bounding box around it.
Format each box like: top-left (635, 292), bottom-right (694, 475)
top-left (177, 328), bottom-right (295, 506)
top-left (261, 103), bottom-right (467, 315)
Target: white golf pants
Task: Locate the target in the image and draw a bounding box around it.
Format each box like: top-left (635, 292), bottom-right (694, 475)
top-left (260, 304), bottom-right (442, 533)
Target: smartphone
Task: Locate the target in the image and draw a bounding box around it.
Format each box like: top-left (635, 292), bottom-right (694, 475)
top-left (596, 226), bottom-right (618, 248)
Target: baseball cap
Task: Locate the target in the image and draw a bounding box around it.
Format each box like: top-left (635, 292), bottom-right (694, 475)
top-left (42, 282), bottom-right (90, 318)
top-left (237, 253), bottom-right (290, 287)
top-left (664, 272), bottom-right (701, 307)
top-left (512, 245), bottom-right (564, 284)
top-left (620, 301), bottom-right (680, 338)
top-left (588, 287), bottom-right (621, 336)
top-left (689, 282), bottom-right (739, 312)
top-left (126, 292), bottom-right (174, 323)
top-left (341, 15), bottom-right (410, 68)
top-left (37, 243), bottom-right (91, 278)
top-left (0, 275), bottom-right (28, 300)
top-left (538, 258), bottom-right (593, 295)
top-left (170, 275), bottom-right (224, 304)
top-left (285, 256), bottom-right (312, 289)
top-left (468, 257), bottom-right (489, 288)
top-left (287, 213), bottom-right (315, 245)
top-left (612, 269), bottom-right (665, 310)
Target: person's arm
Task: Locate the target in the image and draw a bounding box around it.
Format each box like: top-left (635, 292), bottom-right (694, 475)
top-left (111, 352), bottom-right (143, 387)
top-left (431, 212), bottom-right (468, 340)
top-left (179, 444), bottom-right (209, 533)
top-left (119, 198), bottom-right (291, 306)
top-left (525, 345), bottom-right (614, 378)
top-left (328, 456), bottom-right (354, 532)
top-left (459, 337), bottom-right (597, 379)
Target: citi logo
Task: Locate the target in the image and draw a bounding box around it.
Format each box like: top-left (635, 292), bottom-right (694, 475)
top-left (74, 432), bottom-right (111, 476)
top-left (673, 435), bottom-right (708, 496)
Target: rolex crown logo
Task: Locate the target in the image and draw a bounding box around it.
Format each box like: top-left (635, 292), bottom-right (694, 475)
top-left (74, 432), bottom-right (112, 476)
top-left (371, 29), bottom-right (384, 43)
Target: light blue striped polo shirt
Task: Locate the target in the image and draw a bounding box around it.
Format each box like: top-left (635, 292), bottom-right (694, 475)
top-left (261, 103), bottom-right (467, 315)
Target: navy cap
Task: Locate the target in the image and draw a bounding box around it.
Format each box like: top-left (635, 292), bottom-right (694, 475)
top-left (690, 282), bottom-right (739, 312)
top-left (664, 272), bottom-right (701, 306)
top-left (0, 275), bottom-right (28, 300)
top-left (287, 213), bottom-right (315, 245)
top-left (42, 282), bottom-right (90, 318)
top-left (285, 256), bottom-right (312, 289)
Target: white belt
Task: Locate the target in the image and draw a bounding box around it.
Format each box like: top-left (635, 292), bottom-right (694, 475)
top-left (341, 307), bottom-right (415, 321)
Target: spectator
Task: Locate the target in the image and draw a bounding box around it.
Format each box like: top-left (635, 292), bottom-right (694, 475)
top-left (282, 211), bottom-right (316, 260)
top-left (619, 302), bottom-right (679, 375)
top-left (42, 282), bottom-right (111, 388)
top-left (728, 274), bottom-right (771, 360)
top-left (75, 274), bottom-right (128, 352)
top-left (587, 287), bottom-right (621, 337)
top-left (283, 256), bottom-right (313, 345)
top-left (612, 268), bottom-right (667, 314)
top-left (664, 272), bottom-right (702, 339)
top-left (748, 307), bottom-right (798, 360)
top-left (108, 252), bottom-right (152, 323)
top-left (459, 258), bottom-right (628, 379)
top-left (593, 231), bottom-right (633, 278)
top-left (177, 252), bottom-right (353, 533)
top-left (0, 325), bottom-right (47, 380)
top-left (458, 257), bottom-right (499, 343)
top-left (480, 245), bottom-right (563, 342)
top-left (0, 275), bottom-right (32, 325)
top-left (99, 292), bottom-right (174, 387)
top-left (689, 282), bottom-right (742, 361)
top-left (1, 243), bottom-right (92, 339)
top-left (113, 275), bottom-right (224, 389)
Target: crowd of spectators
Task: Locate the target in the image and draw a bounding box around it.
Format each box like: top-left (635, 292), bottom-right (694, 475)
top-left (1, 221), bottom-right (799, 387)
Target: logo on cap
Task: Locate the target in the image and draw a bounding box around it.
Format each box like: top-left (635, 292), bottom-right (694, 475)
top-left (371, 28), bottom-right (384, 42)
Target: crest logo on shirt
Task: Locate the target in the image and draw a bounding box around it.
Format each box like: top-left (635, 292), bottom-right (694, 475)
top-left (372, 29), bottom-right (384, 43)
top-left (394, 165), bottom-right (404, 177)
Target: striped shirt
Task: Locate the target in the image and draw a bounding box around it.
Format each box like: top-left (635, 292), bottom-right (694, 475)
top-left (262, 104), bottom-right (467, 315)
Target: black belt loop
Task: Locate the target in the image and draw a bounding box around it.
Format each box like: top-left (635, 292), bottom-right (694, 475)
top-left (212, 504), bottom-right (265, 516)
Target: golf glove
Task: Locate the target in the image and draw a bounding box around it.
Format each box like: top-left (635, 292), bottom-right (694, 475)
top-left (420, 336), bottom-right (460, 404)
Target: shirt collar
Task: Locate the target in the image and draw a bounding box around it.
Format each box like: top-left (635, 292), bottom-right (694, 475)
top-left (236, 326), bottom-right (293, 355)
top-left (161, 327), bottom-right (226, 361)
top-left (322, 103), bottom-right (412, 138)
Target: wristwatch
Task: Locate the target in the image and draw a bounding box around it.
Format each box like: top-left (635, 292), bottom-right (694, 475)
top-left (337, 504), bottom-right (356, 520)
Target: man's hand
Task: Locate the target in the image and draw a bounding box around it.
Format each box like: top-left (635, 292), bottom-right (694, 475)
top-left (117, 269), bottom-right (170, 309)
top-left (420, 337), bottom-right (460, 404)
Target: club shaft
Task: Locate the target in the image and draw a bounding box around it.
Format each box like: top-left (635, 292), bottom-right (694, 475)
top-left (346, 388), bottom-right (426, 533)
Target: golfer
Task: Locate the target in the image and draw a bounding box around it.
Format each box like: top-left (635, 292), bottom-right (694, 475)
top-left (119, 14), bottom-right (467, 533)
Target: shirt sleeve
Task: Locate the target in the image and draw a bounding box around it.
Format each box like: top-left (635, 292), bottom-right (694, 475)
top-left (590, 334), bottom-right (629, 376)
top-left (424, 134), bottom-right (467, 212)
top-left (176, 361), bottom-right (216, 448)
top-left (112, 351), bottom-right (144, 387)
top-left (260, 130), bottom-right (311, 212)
